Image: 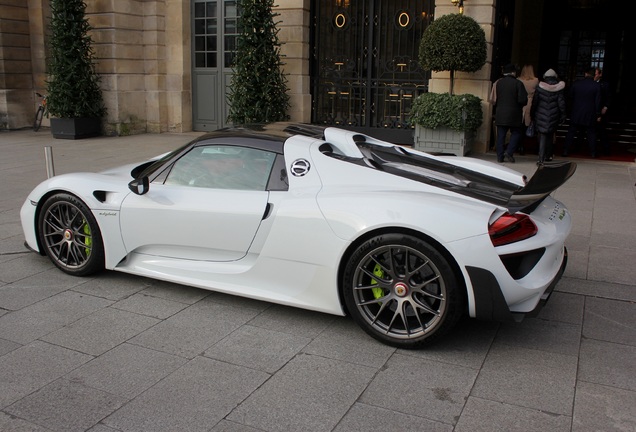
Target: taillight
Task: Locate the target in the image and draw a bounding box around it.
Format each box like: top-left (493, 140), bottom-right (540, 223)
top-left (489, 213), bottom-right (537, 246)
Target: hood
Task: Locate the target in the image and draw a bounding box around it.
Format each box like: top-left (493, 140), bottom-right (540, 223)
top-left (539, 80), bottom-right (566, 92)
top-left (361, 145), bottom-right (576, 213)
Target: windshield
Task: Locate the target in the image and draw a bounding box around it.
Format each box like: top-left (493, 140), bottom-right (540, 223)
top-left (132, 140), bottom-right (194, 179)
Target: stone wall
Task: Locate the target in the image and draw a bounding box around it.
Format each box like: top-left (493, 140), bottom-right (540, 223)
top-left (0, 0), bottom-right (36, 130)
top-left (0, 0), bottom-right (495, 146)
top-left (88, 0), bottom-right (190, 135)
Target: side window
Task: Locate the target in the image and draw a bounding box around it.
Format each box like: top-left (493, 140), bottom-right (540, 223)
top-left (164, 145), bottom-right (276, 191)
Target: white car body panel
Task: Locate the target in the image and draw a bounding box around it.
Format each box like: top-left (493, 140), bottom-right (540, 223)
top-left (20, 124), bottom-right (575, 326)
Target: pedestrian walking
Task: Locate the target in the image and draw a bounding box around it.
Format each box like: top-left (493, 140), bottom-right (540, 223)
top-left (531, 68), bottom-right (566, 164)
top-left (563, 67), bottom-right (601, 157)
top-left (490, 63), bottom-right (528, 163)
top-left (594, 67), bottom-right (611, 155)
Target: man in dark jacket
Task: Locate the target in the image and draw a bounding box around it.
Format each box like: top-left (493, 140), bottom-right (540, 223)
top-left (531, 68), bottom-right (567, 164)
top-left (563, 67), bottom-right (601, 157)
top-left (595, 67), bottom-right (611, 154)
top-left (491, 64), bottom-right (528, 163)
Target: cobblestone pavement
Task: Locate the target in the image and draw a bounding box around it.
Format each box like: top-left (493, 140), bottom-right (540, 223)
top-left (1, 129), bottom-right (635, 431)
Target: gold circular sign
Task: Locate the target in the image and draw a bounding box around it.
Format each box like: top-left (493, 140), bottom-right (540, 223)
top-left (335, 13), bottom-right (346, 28)
top-left (398, 12), bottom-right (410, 28)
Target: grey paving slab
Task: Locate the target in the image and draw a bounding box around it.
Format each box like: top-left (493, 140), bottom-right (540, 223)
top-left (471, 343), bottom-right (577, 415)
top-left (103, 356), bottom-right (269, 432)
top-left (130, 297), bottom-right (260, 358)
top-left (494, 317), bottom-right (582, 356)
top-left (138, 279), bottom-right (212, 304)
top-left (71, 272), bottom-right (153, 301)
top-left (111, 291), bottom-right (190, 319)
top-left (0, 253), bottom-right (54, 284)
top-left (65, 343), bottom-right (187, 399)
top-left (248, 303), bottom-right (337, 339)
top-left (583, 297), bottom-right (636, 346)
top-left (557, 277), bottom-right (636, 302)
top-left (205, 290), bottom-right (273, 312)
top-left (587, 245), bottom-right (636, 285)
top-left (0, 270), bottom-right (74, 311)
top-left (204, 324), bottom-right (310, 374)
top-left (0, 337), bottom-right (21, 357)
top-left (395, 316), bottom-right (498, 370)
top-left (302, 317), bottom-right (396, 368)
top-left (40, 307), bottom-right (160, 356)
top-left (578, 338), bottom-right (636, 392)
top-left (0, 411), bottom-right (51, 432)
top-left (360, 353), bottom-right (477, 425)
top-left (333, 402), bottom-right (452, 432)
top-left (87, 425), bottom-right (121, 432)
top-left (454, 397), bottom-right (571, 432)
top-left (210, 420), bottom-right (264, 432)
top-left (228, 353), bottom-right (376, 432)
top-left (572, 381), bottom-right (636, 432)
top-left (1, 131), bottom-right (635, 431)
top-left (0, 291), bottom-right (113, 344)
top-left (0, 341), bottom-right (92, 409)
top-left (536, 291), bottom-right (585, 324)
top-left (5, 378), bottom-right (128, 432)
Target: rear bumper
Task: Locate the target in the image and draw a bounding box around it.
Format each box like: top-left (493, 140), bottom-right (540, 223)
top-left (468, 247), bottom-right (568, 322)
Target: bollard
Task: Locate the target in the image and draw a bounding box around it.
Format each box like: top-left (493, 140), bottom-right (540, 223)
top-left (45, 146), bottom-right (55, 178)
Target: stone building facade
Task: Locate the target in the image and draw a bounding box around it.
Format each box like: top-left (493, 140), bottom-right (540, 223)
top-left (1, 0), bottom-right (499, 152)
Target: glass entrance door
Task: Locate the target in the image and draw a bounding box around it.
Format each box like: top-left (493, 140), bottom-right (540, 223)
top-left (311, 0), bottom-right (433, 143)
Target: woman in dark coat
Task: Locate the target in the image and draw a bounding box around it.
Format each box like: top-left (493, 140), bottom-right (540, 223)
top-left (530, 69), bottom-right (566, 164)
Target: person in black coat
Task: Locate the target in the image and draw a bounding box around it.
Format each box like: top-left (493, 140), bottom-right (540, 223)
top-left (563, 67), bottom-right (601, 157)
top-left (594, 67), bottom-right (611, 154)
top-left (530, 69), bottom-right (566, 164)
top-left (491, 63), bottom-right (528, 163)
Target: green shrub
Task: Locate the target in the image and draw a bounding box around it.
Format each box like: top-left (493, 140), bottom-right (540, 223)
top-left (410, 92), bottom-right (482, 131)
top-left (46, 0), bottom-right (105, 119)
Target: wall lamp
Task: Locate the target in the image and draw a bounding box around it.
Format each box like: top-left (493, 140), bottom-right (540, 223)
top-left (451, 0), bottom-right (465, 14)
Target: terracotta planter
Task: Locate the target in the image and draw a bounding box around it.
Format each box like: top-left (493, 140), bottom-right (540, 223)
top-left (51, 117), bottom-right (101, 140)
top-left (413, 125), bottom-right (474, 156)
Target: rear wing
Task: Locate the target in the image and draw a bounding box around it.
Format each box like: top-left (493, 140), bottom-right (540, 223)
top-left (507, 161), bottom-right (577, 212)
top-left (349, 143), bottom-right (577, 213)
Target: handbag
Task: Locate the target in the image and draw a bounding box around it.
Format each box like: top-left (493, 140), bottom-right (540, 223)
top-left (525, 120), bottom-right (536, 137)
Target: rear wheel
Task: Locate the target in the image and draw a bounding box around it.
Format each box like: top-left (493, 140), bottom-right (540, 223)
top-left (343, 233), bottom-right (464, 348)
top-left (38, 193), bottom-right (105, 276)
top-left (33, 106), bottom-right (44, 131)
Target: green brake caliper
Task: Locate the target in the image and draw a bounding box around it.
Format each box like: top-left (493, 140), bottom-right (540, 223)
top-left (371, 264), bottom-right (385, 300)
top-left (83, 220), bottom-right (92, 257)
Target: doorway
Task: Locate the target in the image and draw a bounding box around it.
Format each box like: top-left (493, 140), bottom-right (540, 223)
top-left (191, 0), bottom-right (239, 131)
top-left (311, 0), bottom-right (434, 144)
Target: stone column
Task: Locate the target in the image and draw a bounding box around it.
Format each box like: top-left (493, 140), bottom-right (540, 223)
top-left (275, 0), bottom-right (311, 123)
top-left (0, 0), bottom-right (34, 129)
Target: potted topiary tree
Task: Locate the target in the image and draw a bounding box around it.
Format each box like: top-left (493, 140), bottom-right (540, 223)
top-left (46, 0), bottom-right (106, 139)
top-left (227, 0), bottom-right (290, 124)
top-left (411, 13), bottom-right (486, 155)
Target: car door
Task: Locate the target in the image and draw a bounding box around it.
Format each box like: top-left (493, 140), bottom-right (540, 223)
top-left (119, 144), bottom-right (277, 261)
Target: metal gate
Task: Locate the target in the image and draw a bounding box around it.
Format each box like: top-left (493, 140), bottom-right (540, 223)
top-left (311, 0), bottom-right (433, 143)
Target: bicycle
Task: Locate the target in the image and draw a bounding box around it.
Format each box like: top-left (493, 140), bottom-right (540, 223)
top-left (33, 92), bottom-right (48, 131)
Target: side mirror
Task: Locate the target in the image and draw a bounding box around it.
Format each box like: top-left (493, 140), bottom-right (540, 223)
top-left (128, 177), bottom-right (149, 195)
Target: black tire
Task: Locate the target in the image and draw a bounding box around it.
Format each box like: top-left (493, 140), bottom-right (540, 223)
top-left (37, 193), bottom-right (105, 276)
top-left (33, 106), bottom-right (44, 131)
top-left (343, 233), bottom-right (464, 349)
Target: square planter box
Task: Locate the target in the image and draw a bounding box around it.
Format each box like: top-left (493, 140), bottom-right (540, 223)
top-left (413, 124), bottom-right (474, 156)
top-left (51, 117), bottom-right (102, 140)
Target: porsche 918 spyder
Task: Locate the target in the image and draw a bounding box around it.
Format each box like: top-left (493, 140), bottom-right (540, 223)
top-left (20, 123), bottom-right (576, 348)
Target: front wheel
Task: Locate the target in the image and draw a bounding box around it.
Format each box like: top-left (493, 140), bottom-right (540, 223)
top-left (343, 233), bottom-right (464, 348)
top-left (37, 193), bottom-right (105, 276)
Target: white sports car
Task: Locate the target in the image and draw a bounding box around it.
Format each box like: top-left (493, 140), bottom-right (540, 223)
top-left (20, 123), bottom-right (575, 348)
